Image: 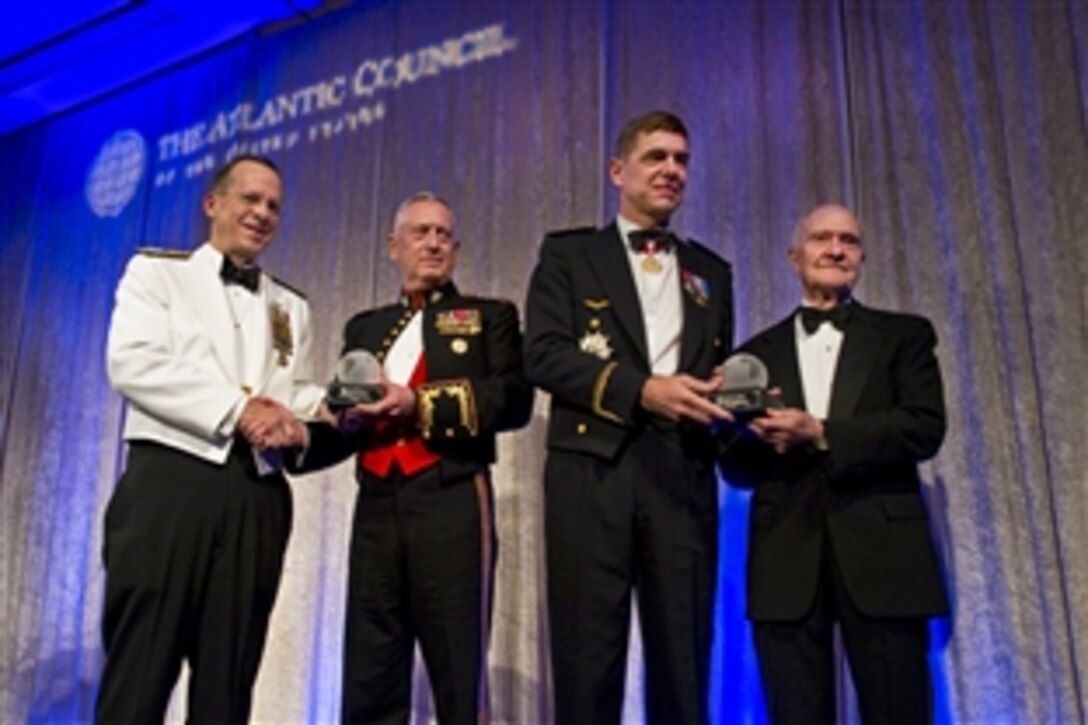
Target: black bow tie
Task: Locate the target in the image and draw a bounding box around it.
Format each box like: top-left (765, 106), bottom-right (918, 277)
top-left (628, 228), bottom-right (678, 253)
top-left (220, 256), bottom-right (260, 292)
top-left (799, 305), bottom-right (850, 334)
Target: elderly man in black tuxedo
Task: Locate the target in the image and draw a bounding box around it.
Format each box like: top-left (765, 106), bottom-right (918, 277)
top-left (719, 204), bottom-right (949, 724)
top-left (525, 111), bottom-right (734, 724)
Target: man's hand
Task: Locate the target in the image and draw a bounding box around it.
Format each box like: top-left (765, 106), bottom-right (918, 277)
top-left (238, 397), bottom-right (307, 449)
top-left (640, 373), bottom-right (734, 425)
top-left (333, 382), bottom-right (417, 431)
top-left (317, 399), bottom-right (339, 426)
top-left (748, 407), bottom-right (824, 453)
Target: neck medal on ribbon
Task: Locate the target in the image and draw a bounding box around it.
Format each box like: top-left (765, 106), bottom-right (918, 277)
top-left (641, 241), bottom-right (664, 274)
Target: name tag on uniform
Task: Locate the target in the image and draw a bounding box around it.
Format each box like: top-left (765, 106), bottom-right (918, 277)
top-left (435, 308), bottom-right (482, 335)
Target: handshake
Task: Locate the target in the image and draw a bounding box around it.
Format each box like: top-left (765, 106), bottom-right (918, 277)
top-left (237, 397), bottom-right (308, 450)
top-left (236, 351), bottom-right (416, 451)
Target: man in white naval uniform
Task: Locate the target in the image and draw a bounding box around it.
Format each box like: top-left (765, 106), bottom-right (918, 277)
top-left (97, 155), bottom-right (324, 723)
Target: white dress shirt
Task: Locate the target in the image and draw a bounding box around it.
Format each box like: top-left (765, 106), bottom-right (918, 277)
top-left (616, 215), bottom-right (683, 376)
top-left (794, 305), bottom-right (845, 420)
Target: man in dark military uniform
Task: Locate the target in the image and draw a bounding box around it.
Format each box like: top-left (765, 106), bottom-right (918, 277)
top-left (331, 192), bottom-right (533, 724)
top-left (524, 111), bottom-right (735, 724)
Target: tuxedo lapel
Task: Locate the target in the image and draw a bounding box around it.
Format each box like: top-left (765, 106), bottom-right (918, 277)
top-left (758, 317), bottom-right (806, 410)
top-left (676, 242), bottom-right (708, 372)
top-left (828, 305), bottom-right (879, 419)
top-left (586, 224), bottom-right (648, 364)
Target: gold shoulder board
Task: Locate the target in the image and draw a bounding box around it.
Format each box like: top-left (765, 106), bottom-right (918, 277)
top-left (137, 247), bottom-right (191, 259)
top-left (269, 273), bottom-right (308, 300)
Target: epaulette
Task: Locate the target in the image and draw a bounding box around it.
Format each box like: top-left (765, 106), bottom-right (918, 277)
top-left (137, 247), bottom-right (191, 259)
top-left (548, 226), bottom-right (596, 237)
top-left (268, 273), bottom-right (307, 299)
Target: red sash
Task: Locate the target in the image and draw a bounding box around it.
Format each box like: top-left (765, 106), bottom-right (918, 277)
top-left (358, 354), bottom-right (441, 478)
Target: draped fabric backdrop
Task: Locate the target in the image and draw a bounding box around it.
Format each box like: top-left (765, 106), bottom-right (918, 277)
top-left (1, 1), bottom-right (1086, 722)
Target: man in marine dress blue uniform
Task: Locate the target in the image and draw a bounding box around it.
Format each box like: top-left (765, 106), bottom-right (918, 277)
top-left (326, 192), bottom-right (533, 724)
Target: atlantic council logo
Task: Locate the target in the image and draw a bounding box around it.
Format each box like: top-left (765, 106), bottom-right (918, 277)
top-left (86, 130), bottom-right (147, 218)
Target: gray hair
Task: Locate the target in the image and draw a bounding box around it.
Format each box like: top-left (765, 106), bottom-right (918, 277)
top-left (391, 191), bottom-right (454, 233)
top-left (790, 204), bottom-right (864, 250)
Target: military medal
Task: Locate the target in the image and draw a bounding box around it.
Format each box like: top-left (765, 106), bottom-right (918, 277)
top-left (269, 303), bottom-right (294, 366)
top-left (681, 270), bottom-right (710, 307)
top-left (436, 308), bottom-right (482, 335)
top-left (640, 240), bottom-right (663, 274)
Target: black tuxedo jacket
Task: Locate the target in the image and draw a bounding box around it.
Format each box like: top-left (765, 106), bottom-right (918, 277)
top-left (719, 302), bottom-right (950, 621)
top-left (524, 223), bottom-right (733, 461)
top-left (305, 284), bottom-right (533, 482)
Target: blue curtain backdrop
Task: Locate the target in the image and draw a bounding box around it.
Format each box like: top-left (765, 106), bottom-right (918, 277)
top-left (1, 1), bottom-right (1086, 722)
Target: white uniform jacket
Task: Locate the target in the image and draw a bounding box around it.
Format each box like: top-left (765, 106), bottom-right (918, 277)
top-left (106, 243), bottom-right (324, 464)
